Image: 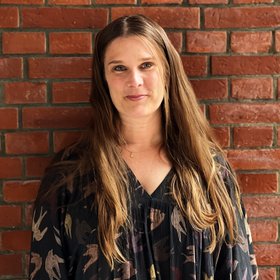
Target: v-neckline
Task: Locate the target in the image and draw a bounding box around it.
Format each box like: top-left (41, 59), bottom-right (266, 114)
top-left (128, 166), bottom-right (173, 198)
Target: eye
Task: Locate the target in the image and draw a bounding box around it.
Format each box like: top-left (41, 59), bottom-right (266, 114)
top-left (113, 65), bottom-right (127, 72)
top-left (140, 62), bottom-right (153, 69)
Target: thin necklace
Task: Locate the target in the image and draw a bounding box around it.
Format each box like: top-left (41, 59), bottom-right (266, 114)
top-left (122, 143), bottom-right (162, 159)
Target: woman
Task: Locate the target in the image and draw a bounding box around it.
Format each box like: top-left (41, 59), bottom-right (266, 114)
top-left (29, 15), bottom-right (258, 279)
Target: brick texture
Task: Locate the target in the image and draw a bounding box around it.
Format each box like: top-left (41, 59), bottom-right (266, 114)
top-left (3, 32), bottom-right (46, 54)
top-left (49, 0), bottom-right (91, 4)
top-left (1, 230), bottom-right (32, 251)
top-left (190, 79), bottom-right (228, 100)
top-left (28, 57), bottom-right (92, 79)
top-left (22, 107), bottom-right (92, 129)
top-left (0, 8), bottom-right (19, 28)
top-left (212, 56), bottom-right (280, 75)
top-left (0, 254), bottom-right (22, 276)
top-left (3, 181), bottom-right (40, 202)
top-left (186, 31), bottom-right (227, 53)
top-left (276, 31), bottom-right (280, 52)
top-left (227, 149), bottom-right (280, 170)
top-left (231, 78), bottom-right (273, 99)
top-left (0, 1), bottom-right (279, 279)
top-left (4, 82), bottom-right (47, 104)
top-left (209, 103), bottom-right (280, 124)
top-left (205, 7), bottom-right (280, 28)
top-left (249, 220), bottom-right (278, 242)
top-left (233, 126), bottom-right (273, 148)
top-left (238, 173), bottom-right (278, 193)
top-left (181, 56), bottom-right (207, 77)
top-left (53, 131), bottom-right (83, 152)
top-left (112, 7), bottom-right (200, 29)
top-left (0, 108), bottom-right (18, 129)
top-left (49, 32), bottom-right (92, 54)
top-left (0, 157), bottom-right (22, 179)
top-left (0, 206), bottom-right (22, 227)
top-left (22, 8), bottom-right (108, 29)
top-left (0, 58), bottom-right (22, 78)
top-left (52, 81), bottom-right (91, 103)
top-left (231, 31), bottom-right (272, 53)
top-left (5, 131), bottom-right (49, 154)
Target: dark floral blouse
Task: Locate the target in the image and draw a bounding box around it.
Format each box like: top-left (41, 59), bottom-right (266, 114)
top-left (29, 161), bottom-right (258, 279)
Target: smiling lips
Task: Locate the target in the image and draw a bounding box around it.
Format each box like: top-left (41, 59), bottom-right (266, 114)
top-left (126, 94), bottom-right (148, 101)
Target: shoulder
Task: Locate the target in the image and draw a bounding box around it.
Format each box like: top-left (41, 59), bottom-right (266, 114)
top-left (35, 147), bottom-right (95, 210)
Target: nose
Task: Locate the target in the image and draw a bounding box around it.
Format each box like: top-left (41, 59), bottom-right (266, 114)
top-left (127, 69), bottom-right (143, 88)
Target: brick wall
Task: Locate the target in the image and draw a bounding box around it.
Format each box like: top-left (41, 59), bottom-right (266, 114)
top-left (0, 0), bottom-right (279, 279)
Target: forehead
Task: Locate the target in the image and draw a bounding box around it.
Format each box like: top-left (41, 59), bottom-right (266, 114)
top-left (104, 35), bottom-right (160, 63)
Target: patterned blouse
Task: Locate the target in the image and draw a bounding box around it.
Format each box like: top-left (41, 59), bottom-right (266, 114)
top-left (29, 159), bottom-right (258, 279)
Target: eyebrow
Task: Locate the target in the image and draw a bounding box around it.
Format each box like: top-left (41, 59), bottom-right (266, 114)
top-left (107, 57), bottom-right (155, 66)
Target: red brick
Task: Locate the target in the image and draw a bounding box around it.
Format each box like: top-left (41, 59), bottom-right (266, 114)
top-left (112, 7), bottom-right (200, 29)
top-left (276, 31), bottom-right (280, 52)
top-left (258, 267), bottom-right (276, 280)
top-left (212, 56), bottom-right (280, 75)
top-left (0, 254), bottom-right (22, 276)
top-left (0, 0), bottom-right (42, 3)
top-left (186, 31), bottom-right (226, 53)
top-left (190, 79), bottom-right (227, 100)
top-left (25, 204), bottom-right (34, 227)
top-left (278, 127), bottom-right (280, 146)
top-left (5, 131), bottom-right (49, 154)
top-left (278, 78), bottom-right (280, 99)
top-left (50, 32), bottom-right (92, 54)
top-left (0, 108), bottom-right (18, 129)
top-left (227, 149), bottom-right (280, 170)
top-left (96, 0), bottom-right (135, 3)
top-left (3, 181), bottom-right (40, 202)
top-left (234, 0), bottom-right (272, 3)
top-left (53, 131), bottom-right (83, 152)
top-left (1, 230), bottom-right (32, 251)
top-left (22, 107), bottom-right (92, 129)
top-left (3, 32), bottom-right (45, 54)
top-left (167, 32), bottom-right (182, 53)
top-left (212, 127), bottom-right (230, 148)
top-left (0, 58), bottom-right (22, 79)
top-left (4, 82), bottom-right (47, 104)
top-left (238, 173), bottom-right (278, 193)
top-left (25, 157), bottom-right (52, 177)
top-left (209, 103), bottom-right (280, 124)
top-left (249, 220), bottom-right (278, 242)
top-left (22, 8), bottom-right (108, 29)
top-left (49, 0), bottom-right (91, 4)
top-left (181, 56), bottom-right (207, 77)
top-left (231, 78), bottom-right (273, 99)
top-left (254, 244), bottom-right (280, 265)
top-left (243, 196), bottom-right (280, 218)
top-left (142, 0), bottom-right (181, 3)
top-left (52, 81), bottom-right (91, 103)
top-left (233, 126), bottom-right (273, 148)
top-left (0, 157), bottom-right (22, 179)
top-left (0, 8), bottom-right (19, 28)
top-left (189, 0), bottom-right (227, 3)
top-left (28, 57), bottom-right (92, 79)
top-left (231, 31), bottom-right (272, 53)
top-left (205, 7), bottom-right (280, 28)
top-left (0, 205), bottom-right (21, 227)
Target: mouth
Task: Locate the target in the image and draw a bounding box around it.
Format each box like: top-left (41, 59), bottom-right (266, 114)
top-left (125, 95), bottom-right (147, 101)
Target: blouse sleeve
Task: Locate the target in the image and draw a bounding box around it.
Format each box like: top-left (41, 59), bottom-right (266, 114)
top-left (214, 159), bottom-right (259, 280)
top-left (29, 171), bottom-right (69, 280)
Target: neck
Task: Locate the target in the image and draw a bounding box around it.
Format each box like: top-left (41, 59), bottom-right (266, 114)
top-left (120, 111), bottom-right (163, 150)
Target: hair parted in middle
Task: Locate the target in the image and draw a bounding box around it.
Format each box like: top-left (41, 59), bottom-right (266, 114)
top-left (46, 14), bottom-right (241, 267)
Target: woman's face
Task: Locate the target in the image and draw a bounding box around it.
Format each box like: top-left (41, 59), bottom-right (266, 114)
top-left (104, 36), bottom-right (166, 121)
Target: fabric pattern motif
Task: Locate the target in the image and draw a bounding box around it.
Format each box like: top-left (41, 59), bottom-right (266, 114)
top-left (29, 165), bottom-right (258, 279)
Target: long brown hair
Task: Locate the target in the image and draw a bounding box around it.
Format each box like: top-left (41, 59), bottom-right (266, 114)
top-left (42, 15), bottom-right (241, 267)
